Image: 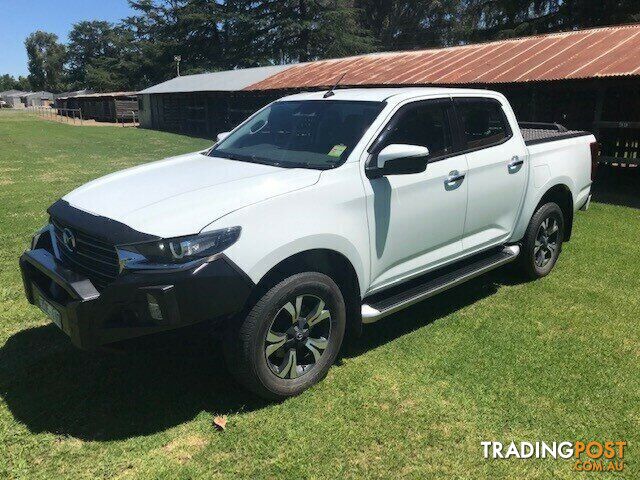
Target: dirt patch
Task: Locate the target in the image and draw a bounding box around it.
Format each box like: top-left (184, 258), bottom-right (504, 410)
top-left (161, 435), bottom-right (208, 464)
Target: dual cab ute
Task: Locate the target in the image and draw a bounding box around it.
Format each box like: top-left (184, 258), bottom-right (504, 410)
top-left (20, 88), bottom-right (597, 399)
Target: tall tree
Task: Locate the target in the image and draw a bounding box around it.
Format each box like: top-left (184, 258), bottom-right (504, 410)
top-left (67, 21), bottom-right (117, 89)
top-left (355, 0), bottom-right (458, 51)
top-left (228, 0), bottom-right (376, 64)
top-left (19, 0), bottom-right (640, 92)
top-left (83, 23), bottom-right (149, 91)
top-left (0, 74), bottom-right (20, 91)
top-left (455, 0), bottom-right (640, 42)
top-left (128, 0), bottom-right (228, 83)
top-left (24, 31), bottom-right (67, 91)
top-left (15, 76), bottom-right (32, 91)
top-left (555, 0), bottom-right (640, 30)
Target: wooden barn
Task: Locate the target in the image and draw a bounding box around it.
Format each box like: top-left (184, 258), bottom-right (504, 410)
top-left (137, 65), bottom-right (290, 137)
top-left (248, 24), bottom-right (640, 167)
top-left (55, 92), bottom-right (139, 122)
top-left (139, 24), bottom-right (640, 166)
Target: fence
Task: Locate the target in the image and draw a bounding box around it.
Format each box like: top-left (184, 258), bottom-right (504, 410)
top-left (29, 106), bottom-right (139, 127)
top-left (115, 110), bottom-right (139, 126)
top-left (30, 106), bottom-right (83, 125)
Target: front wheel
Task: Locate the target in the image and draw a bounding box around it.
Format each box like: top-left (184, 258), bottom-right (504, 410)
top-left (518, 202), bottom-right (565, 279)
top-left (224, 272), bottom-right (346, 400)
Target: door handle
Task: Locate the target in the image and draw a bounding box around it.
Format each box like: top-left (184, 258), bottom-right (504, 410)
top-left (508, 156), bottom-right (524, 173)
top-left (445, 170), bottom-right (465, 190)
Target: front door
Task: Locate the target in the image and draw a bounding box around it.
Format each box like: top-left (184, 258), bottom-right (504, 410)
top-left (453, 97), bottom-right (528, 252)
top-left (364, 98), bottom-right (469, 293)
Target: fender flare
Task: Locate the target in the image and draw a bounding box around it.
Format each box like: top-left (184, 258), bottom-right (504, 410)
top-left (246, 234), bottom-right (367, 296)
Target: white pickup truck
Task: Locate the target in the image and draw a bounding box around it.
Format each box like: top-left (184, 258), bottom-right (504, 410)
top-left (21, 87), bottom-right (597, 399)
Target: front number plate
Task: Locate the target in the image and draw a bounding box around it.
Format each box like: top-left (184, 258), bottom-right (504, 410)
top-left (34, 288), bottom-right (62, 330)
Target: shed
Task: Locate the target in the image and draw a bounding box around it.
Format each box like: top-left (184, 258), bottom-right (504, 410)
top-left (0, 89), bottom-right (26, 100)
top-left (137, 65), bottom-right (291, 137)
top-left (1, 91), bottom-right (28, 108)
top-left (248, 24), bottom-right (640, 166)
top-left (55, 92), bottom-right (138, 122)
top-left (23, 91), bottom-right (54, 107)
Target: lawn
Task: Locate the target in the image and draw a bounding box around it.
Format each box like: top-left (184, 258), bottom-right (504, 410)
top-left (1, 110), bottom-right (638, 479)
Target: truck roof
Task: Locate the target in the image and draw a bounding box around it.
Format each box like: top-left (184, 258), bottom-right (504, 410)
top-left (279, 87), bottom-right (498, 103)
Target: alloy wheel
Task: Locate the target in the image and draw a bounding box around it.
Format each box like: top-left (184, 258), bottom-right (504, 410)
top-left (534, 217), bottom-right (560, 268)
top-left (264, 294), bottom-right (332, 379)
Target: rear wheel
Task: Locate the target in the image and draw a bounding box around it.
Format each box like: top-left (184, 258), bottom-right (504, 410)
top-left (224, 272), bottom-right (346, 400)
top-left (519, 202), bottom-right (564, 279)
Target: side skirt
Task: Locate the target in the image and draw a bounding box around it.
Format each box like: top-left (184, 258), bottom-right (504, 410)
top-left (361, 245), bottom-right (520, 323)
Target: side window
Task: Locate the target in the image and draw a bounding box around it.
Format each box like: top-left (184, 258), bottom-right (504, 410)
top-left (455, 98), bottom-right (512, 149)
top-left (382, 101), bottom-right (453, 159)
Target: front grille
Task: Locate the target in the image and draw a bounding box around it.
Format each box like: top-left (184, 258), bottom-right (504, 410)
top-left (51, 219), bottom-right (120, 290)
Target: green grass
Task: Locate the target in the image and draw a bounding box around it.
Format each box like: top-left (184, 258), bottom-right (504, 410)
top-left (1, 110), bottom-right (639, 479)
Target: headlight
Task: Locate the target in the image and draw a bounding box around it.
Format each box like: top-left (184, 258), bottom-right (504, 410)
top-left (117, 226), bottom-right (241, 269)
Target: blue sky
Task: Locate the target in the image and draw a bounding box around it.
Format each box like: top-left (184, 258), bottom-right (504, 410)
top-left (0, 0), bottom-right (135, 77)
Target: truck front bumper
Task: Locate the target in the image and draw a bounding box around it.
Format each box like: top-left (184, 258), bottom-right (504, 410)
top-left (20, 244), bottom-right (254, 350)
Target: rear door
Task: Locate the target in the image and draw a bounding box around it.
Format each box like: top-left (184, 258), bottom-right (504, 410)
top-left (453, 97), bottom-right (528, 252)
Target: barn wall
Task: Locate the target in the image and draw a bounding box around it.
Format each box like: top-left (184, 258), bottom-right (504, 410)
top-left (493, 78), bottom-right (639, 164)
top-left (144, 91), bottom-right (282, 138)
top-left (140, 79), bottom-right (639, 165)
top-left (139, 94), bottom-right (152, 128)
top-left (114, 99), bottom-right (138, 121)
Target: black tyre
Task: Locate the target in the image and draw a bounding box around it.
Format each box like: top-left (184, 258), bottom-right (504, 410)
top-left (519, 202), bottom-right (565, 279)
top-left (224, 272), bottom-right (346, 400)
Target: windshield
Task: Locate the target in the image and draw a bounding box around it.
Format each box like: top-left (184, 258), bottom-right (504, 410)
top-left (208, 100), bottom-right (384, 169)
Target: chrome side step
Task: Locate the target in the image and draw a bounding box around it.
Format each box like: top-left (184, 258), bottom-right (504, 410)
top-left (361, 245), bottom-right (520, 323)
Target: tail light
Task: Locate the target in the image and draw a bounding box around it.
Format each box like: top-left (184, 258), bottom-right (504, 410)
top-left (590, 141), bottom-right (600, 181)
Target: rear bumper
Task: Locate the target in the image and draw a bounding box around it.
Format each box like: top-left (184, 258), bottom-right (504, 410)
top-left (20, 243), bottom-right (254, 350)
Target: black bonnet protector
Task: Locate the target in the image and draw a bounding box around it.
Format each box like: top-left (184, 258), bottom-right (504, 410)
top-left (48, 199), bottom-right (161, 245)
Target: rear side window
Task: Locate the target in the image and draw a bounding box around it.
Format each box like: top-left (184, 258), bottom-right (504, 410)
top-left (381, 100), bottom-right (453, 159)
top-left (454, 98), bottom-right (512, 149)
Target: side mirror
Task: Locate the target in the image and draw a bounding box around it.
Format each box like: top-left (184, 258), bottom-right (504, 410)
top-left (217, 131), bottom-right (231, 143)
top-left (366, 144), bottom-right (430, 178)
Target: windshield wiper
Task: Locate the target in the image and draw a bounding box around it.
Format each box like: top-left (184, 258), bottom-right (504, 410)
top-left (211, 150), bottom-right (270, 165)
top-left (210, 149), bottom-right (335, 170)
top-left (277, 161), bottom-right (334, 170)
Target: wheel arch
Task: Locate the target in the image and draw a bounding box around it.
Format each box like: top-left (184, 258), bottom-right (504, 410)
top-left (536, 183), bottom-right (574, 241)
top-left (248, 249), bottom-right (364, 339)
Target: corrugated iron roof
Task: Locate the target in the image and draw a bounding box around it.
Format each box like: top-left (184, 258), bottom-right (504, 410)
top-left (57, 91), bottom-right (137, 100)
top-left (138, 65), bottom-right (292, 94)
top-left (246, 24), bottom-right (640, 90)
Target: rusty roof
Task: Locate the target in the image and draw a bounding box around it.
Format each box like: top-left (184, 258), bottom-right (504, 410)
top-left (246, 24), bottom-right (640, 90)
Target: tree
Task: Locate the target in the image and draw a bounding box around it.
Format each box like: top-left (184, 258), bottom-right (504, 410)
top-left (67, 21), bottom-right (117, 89)
top-left (17, 0), bottom-right (640, 93)
top-left (454, 0), bottom-right (640, 43)
top-left (24, 31), bottom-right (67, 91)
top-left (355, 0), bottom-right (459, 51)
top-left (15, 76), bottom-right (32, 91)
top-left (127, 0), bottom-right (228, 84)
top-left (226, 0), bottom-right (375, 64)
top-left (0, 73), bottom-right (31, 91)
top-left (0, 74), bottom-right (19, 91)
top-left (554, 0), bottom-right (640, 30)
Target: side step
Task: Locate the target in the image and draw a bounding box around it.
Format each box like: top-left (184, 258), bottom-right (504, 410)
top-left (361, 245), bottom-right (520, 323)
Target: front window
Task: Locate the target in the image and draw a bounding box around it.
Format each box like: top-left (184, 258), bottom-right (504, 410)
top-left (209, 100), bottom-right (384, 169)
top-left (380, 100), bottom-right (453, 158)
